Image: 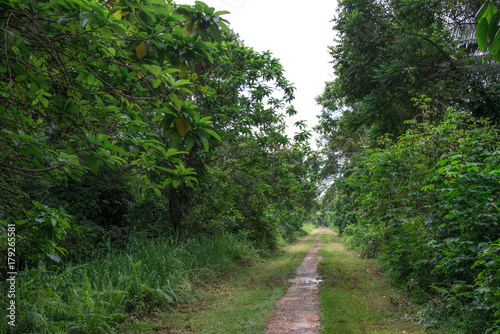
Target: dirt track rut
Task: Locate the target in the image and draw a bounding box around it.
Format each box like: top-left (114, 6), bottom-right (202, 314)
top-left (264, 233), bottom-right (323, 333)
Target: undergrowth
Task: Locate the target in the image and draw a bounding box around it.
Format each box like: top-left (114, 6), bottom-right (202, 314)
top-left (322, 110), bottom-right (500, 333)
top-left (0, 232), bottom-right (259, 333)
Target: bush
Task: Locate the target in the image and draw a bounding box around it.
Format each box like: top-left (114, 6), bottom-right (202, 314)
top-left (324, 109), bottom-right (500, 332)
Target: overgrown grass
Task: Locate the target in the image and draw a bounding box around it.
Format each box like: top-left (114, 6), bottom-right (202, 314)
top-left (1, 232), bottom-right (259, 333)
top-left (318, 228), bottom-right (446, 334)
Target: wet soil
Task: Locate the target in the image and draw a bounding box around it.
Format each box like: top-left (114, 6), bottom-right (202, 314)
top-left (264, 233), bottom-right (323, 334)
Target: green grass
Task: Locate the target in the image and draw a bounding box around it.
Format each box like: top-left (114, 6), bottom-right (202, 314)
top-left (9, 227), bottom-right (447, 333)
top-left (3, 233), bottom-right (261, 333)
top-left (318, 229), bottom-right (444, 334)
top-left (129, 229), bottom-right (323, 333)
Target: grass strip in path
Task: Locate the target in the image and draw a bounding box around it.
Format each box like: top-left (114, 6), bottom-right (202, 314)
top-left (149, 230), bottom-right (323, 333)
top-left (318, 229), bottom-right (443, 334)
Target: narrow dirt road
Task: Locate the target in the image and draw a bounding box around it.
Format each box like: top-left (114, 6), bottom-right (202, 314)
top-left (264, 232), bottom-right (323, 334)
top-left (158, 228), bottom-right (436, 333)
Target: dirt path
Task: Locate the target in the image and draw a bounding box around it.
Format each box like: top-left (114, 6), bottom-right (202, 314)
top-left (264, 232), bottom-right (323, 334)
top-left (157, 228), bottom-right (438, 333)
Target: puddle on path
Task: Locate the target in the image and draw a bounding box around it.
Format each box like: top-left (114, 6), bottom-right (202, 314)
top-left (287, 277), bottom-right (323, 285)
top-left (264, 233), bottom-right (323, 334)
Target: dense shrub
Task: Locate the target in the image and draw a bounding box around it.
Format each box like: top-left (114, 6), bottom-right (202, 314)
top-left (325, 109), bottom-right (500, 332)
top-left (50, 168), bottom-right (133, 229)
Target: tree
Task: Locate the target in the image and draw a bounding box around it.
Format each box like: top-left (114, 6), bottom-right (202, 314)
top-left (165, 33), bottom-right (320, 244)
top-left (316, 0), bottom-right (500, 178)
top-left (317, 1), bottom-right (500, 330)
top-left (0, 0), bottom-right (228, 261)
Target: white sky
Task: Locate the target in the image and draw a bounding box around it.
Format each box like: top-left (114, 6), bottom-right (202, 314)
top-left (181, 0), bottom-right (338, 149)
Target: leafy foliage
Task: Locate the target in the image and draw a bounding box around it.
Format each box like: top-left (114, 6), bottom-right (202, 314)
top-left (0, 0), bottom-right (318, 256)
top-left (0, 0), bottom-right (226, 192)
top-left (157, 32), bottom-right (320, 245)
top-left (318, 1), bottom-right (500, 331)
top-left (323, 108), bottom-right (500, 332)
top-left (0, 0), bottom-right (319, 332)
top-left (317, 0), bottom-right (500, 176)
top-left (476, 1), bottom-right (500, 60)
top-left (0, 0), bottom-right (231, 265)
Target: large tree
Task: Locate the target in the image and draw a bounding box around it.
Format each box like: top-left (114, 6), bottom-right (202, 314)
top-left (167, 34), bottom-right (320, 243)
top-left (0, 0), bottom-right (229, 261)
top-left (317, 0), bottom-right (500, 177)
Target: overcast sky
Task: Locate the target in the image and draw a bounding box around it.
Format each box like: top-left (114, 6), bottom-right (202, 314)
top-left (182, 0), bottom-right (338, 148)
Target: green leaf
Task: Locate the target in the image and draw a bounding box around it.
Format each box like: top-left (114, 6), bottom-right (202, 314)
top-left (152, 79), bottom-right (162, 88)
top-left (47, 254), bottom-right (61, 263)
top-left (99, 26), bottom-right (112, 40)
top-left (178, 87), bottom-right (194, 95)
top-left (153, 187), bottom-right (162, 196)
top-left (201, 133), bottom-right (209, 151)
top-left (477, 18), bottom-right (489, 52)
top-left (195, 1), bottom-right (209, 11)
top-left (86, 156), bottom-right (99, 173)
top-left (476, 2), bottom-right (492, 22)
top-left (166, 148), bottom-right (187, 157)
top-left (39, 96), bottom-right (49, 108)
top-left (209, 25), bottom-right (223, 43)
top-left (203, 128), bottom-right (221, 141)
top-left (217, 20), bottom-right (230, 33)
top-left (186, 136), bottom-right (195, 151)
top-left (489, 11), bottom-right (500, 40)
top-left (421, 184), bottom-right (435, 191)
top-left (79, 12), bottom-right (93, 28)
top-left (214, 10), bottom-right (231, 16)
top-left (15, 75), bottom-right (28, 81)
top-left (58, 12), bottom-right (79, 24)
top-left (96, 134), bottom-right (110, 143)
top-left (170, 94), bottom-right (182, 111)
top-left (143, 64), bottom-right (162, 77)
top-left (106, 155), bottom-right (125, 164)
top-left (176, 5), bottom-right (193, 16)
top-left (134, 260), bottom-right (143, 273)
top-left (101, 143), bottom-right (128, 155)
top-left (489, 29), bottom-right (500, 60)
top-left (150, 0), bottom-right (169, 4)
top-left (436, 159), bottom-right (450, 166)
top-left (87, 72), bottom-right (96, 85)
top-left (173, 79), bottom-right (192, 87)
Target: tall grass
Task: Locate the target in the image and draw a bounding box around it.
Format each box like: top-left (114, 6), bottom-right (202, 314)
top-left (1, 232), bottom-right (259, 333)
